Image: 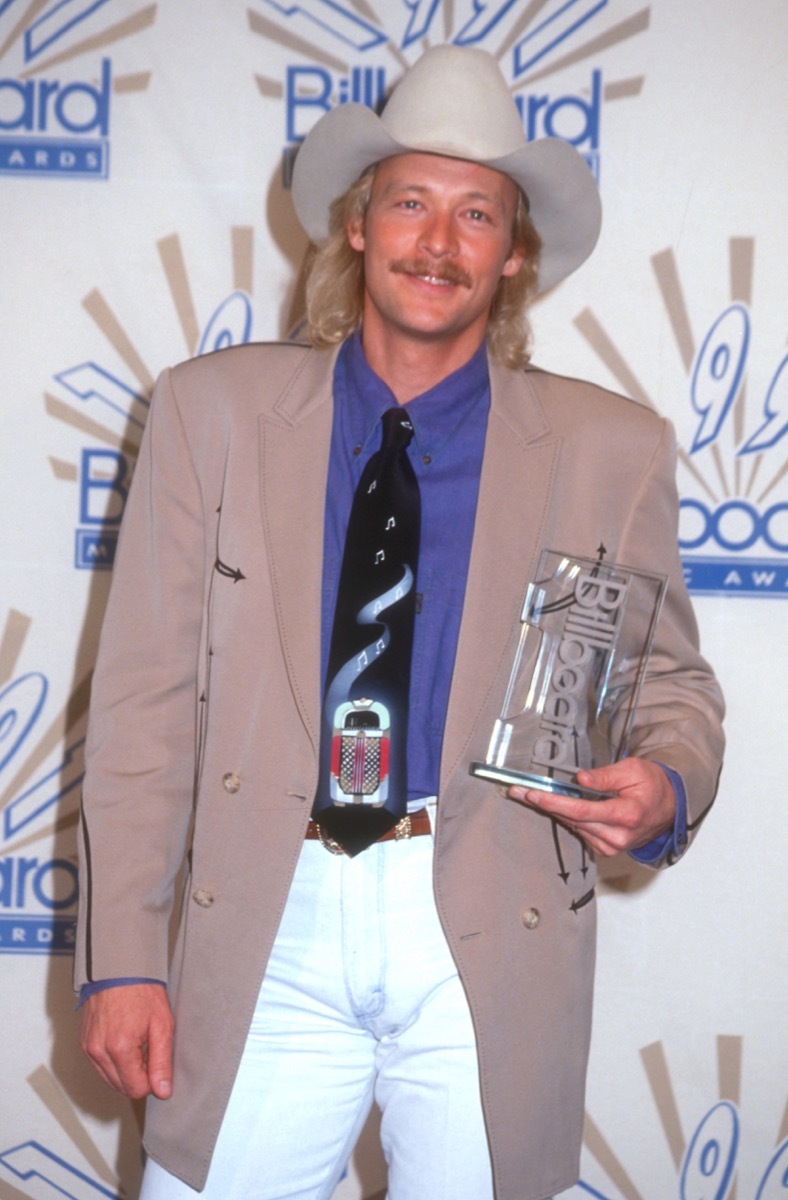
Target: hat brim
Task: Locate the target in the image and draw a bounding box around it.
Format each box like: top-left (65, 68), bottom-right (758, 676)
top-left (291, 103), bottom-right (601, 295)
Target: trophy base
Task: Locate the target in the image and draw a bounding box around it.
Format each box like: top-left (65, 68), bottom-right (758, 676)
top-left (470, 762), bottom-right (615, 801)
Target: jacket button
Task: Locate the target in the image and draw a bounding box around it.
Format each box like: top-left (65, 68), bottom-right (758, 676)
top-left (193, 889), bottom-right (214, 908)
top-left (521, 907), bottom-right (540, 930)
top-left (222, 771), bottom-right (241, 794)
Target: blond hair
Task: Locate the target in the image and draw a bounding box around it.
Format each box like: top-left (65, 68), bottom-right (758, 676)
top-left (303, 165), bottom-right (542, 370)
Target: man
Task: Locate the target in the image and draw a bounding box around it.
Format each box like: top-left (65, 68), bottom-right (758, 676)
top-left (76, 45), bottom-right (724, 1200)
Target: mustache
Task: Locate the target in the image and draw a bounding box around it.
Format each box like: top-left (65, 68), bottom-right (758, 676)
top-left (390, 258), bottom-right (472, 289)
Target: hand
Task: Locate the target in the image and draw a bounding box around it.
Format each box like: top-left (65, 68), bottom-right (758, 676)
top-left (80, 983), bottom-right (174, 1100)
top-left (507, 757), bottom-right (676, 858)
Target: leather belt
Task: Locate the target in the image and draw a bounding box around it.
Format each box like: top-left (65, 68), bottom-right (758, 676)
top-left (306, 808), bottom-right (431, 854)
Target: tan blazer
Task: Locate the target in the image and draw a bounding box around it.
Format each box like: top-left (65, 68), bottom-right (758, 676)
top-left (75, 342), bottom-right (724, 1200)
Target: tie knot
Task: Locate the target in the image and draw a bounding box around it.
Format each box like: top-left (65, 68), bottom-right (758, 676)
top-left (381, 406), bottom-right (415, 454)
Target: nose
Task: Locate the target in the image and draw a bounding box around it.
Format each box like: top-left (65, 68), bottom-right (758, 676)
top-left (418, 207), bottom-right (458, 258)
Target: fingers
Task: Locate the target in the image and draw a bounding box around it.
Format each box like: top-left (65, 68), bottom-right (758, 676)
top-left (81, 1010), bottom-right (151, 1097)
top-left (507, 784), bottom-right (599, 824)
top-left (80, 983), bottom-right (174, 1100)
top-left (507, 758), bottom-right (676, 858)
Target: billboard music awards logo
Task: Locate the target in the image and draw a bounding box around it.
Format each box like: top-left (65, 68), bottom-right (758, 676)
top-left (0, 0), bottom-right (156, 179)
top-left (249, 0), bottom-right (655, 185)
top-left (0, 611), bottom-right (85, 957)
top-left (574, 239), bottom-right (787, 598)
top-left (46, 228), bottom-right (257, 568)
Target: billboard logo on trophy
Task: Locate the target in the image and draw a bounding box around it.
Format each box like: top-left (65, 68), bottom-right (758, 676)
top-left (471, 549), bottom-right (665, 800)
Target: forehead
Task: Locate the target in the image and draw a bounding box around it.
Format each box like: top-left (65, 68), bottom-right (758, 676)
top-left (370, 151), bottom-right (518, 210)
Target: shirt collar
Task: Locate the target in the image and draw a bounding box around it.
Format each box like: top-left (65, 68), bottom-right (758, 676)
top-left (337, 330), bottom-right (490, 460)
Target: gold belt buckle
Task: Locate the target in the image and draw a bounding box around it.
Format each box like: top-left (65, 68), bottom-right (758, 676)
top-left (316, 825), bottom-right (345, 856)
top-left (315, 812), bottom-right (412, 854)
top-left (393, 814), bottom-right (412, 840)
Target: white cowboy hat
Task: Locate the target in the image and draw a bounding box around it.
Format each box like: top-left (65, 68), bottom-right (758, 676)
top-left (291, 44), bottom-right (602, 294)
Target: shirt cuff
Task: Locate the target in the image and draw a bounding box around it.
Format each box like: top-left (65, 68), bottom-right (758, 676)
top-left (78, 977), bottom-right (166, 1009)
top-left (628, 763), bottom-right (688, 864)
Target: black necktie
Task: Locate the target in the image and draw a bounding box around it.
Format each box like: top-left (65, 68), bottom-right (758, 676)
top-left (312, 407), bottom-right (421, 856)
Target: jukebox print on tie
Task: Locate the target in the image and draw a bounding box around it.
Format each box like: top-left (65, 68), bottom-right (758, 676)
top-left (313, 407), bottom-right (421, 856)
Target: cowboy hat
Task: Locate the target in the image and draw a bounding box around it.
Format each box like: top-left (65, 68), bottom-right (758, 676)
top-left (291, 44), bottom-right (602, 294)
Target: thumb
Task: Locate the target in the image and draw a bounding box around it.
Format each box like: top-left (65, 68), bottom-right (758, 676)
top-left (146, 1014), bottom-right (174, 1100)
top-left (575, 763), bottom-right (620, 796)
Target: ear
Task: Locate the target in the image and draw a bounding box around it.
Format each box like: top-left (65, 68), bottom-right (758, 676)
top-left (501, 246), bottom-right (525, 278)
top-left (347, 216), bottom-right (365, 252)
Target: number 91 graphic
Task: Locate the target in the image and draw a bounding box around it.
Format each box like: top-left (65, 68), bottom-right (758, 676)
top-left (690, 304), bottom-right (787, 456)
top-left (680, 304), bottom-right (788, 553)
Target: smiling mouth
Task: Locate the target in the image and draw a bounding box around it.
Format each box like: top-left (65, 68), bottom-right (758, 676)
top-left (391, 258), bottom-right (472, 289)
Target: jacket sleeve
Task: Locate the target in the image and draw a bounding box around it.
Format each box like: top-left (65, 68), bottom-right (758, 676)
top-left (615, 415), bottom-right (725, 865)
top-left (74, 367), bottom-right (207, 987)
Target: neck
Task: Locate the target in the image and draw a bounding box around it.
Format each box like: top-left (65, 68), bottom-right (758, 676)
top-left (358, 325), bottom-right (487, 404)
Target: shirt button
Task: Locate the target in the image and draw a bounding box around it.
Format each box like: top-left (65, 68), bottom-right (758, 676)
top-left (193, 889), bottom-right (214, 908)
top-left (222, 771), bottom-right (241, 794)
top-left (521, 907), bottom-right (540, 930)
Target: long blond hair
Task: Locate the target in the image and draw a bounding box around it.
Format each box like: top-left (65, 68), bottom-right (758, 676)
top-left (303, 165), bottom-right (542, 370)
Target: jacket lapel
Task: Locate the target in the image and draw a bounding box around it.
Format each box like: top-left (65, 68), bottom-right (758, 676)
top-left (440, 364), bottom-right (561, 787)
top-left (258, 346), bottom-right (339, 751)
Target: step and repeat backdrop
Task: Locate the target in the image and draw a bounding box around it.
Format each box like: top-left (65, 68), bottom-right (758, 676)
top-left (1, 2), bottom-right (786, 1198)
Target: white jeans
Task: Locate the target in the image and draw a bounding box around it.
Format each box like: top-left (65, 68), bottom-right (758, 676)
top-left (141, 835), bottom-right (494, 1200)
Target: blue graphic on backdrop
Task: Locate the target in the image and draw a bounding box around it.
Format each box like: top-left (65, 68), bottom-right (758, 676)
top-left (680, 305), bottom-right (788, 597)
top-left (62, 291), bottom-right (254, 568)
top-left (0, 669), bottom-right (82, 955)
top-left (0, 56), bottom-right (111, 177)
top-left (267, 0), bottom-right (615, 184)
top-left (0, 0), bottom-right (113, 179)
top-left (0, 0), bottom-right (155, 179)
top-left (575, 1101), bottom-right (788, 1199)
top-left (263, 0), bottom-right (608, 56)
top-left (56, 362), bottom-right (148, 569)
top-left (0, 1140), bottom-right (118, 1198)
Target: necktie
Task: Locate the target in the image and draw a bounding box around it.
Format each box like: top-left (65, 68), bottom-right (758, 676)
top-left (313, 406), bottom-right (421, 856)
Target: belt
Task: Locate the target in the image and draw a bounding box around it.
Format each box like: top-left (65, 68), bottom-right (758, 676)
top-left (306, 808), bottom-right (431, 854)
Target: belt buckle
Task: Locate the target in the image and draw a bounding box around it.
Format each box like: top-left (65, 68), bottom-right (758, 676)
top-left (393, 814), bottom-right (412, 840)
top-left (314, 812), bottom-right (412, 854)
top-left (316, 825), bottom-right (345, 856)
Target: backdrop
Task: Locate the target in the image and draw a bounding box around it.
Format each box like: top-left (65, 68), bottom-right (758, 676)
top-left (1, 3), bottom-right (786, 1198)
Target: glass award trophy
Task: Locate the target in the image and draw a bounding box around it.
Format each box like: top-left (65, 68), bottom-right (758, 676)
top-left (470, 550), bottom-right (666, 800)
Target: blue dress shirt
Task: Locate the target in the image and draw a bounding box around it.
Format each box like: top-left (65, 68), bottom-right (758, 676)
top-left (322, 332), bottom-right (490, 803)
